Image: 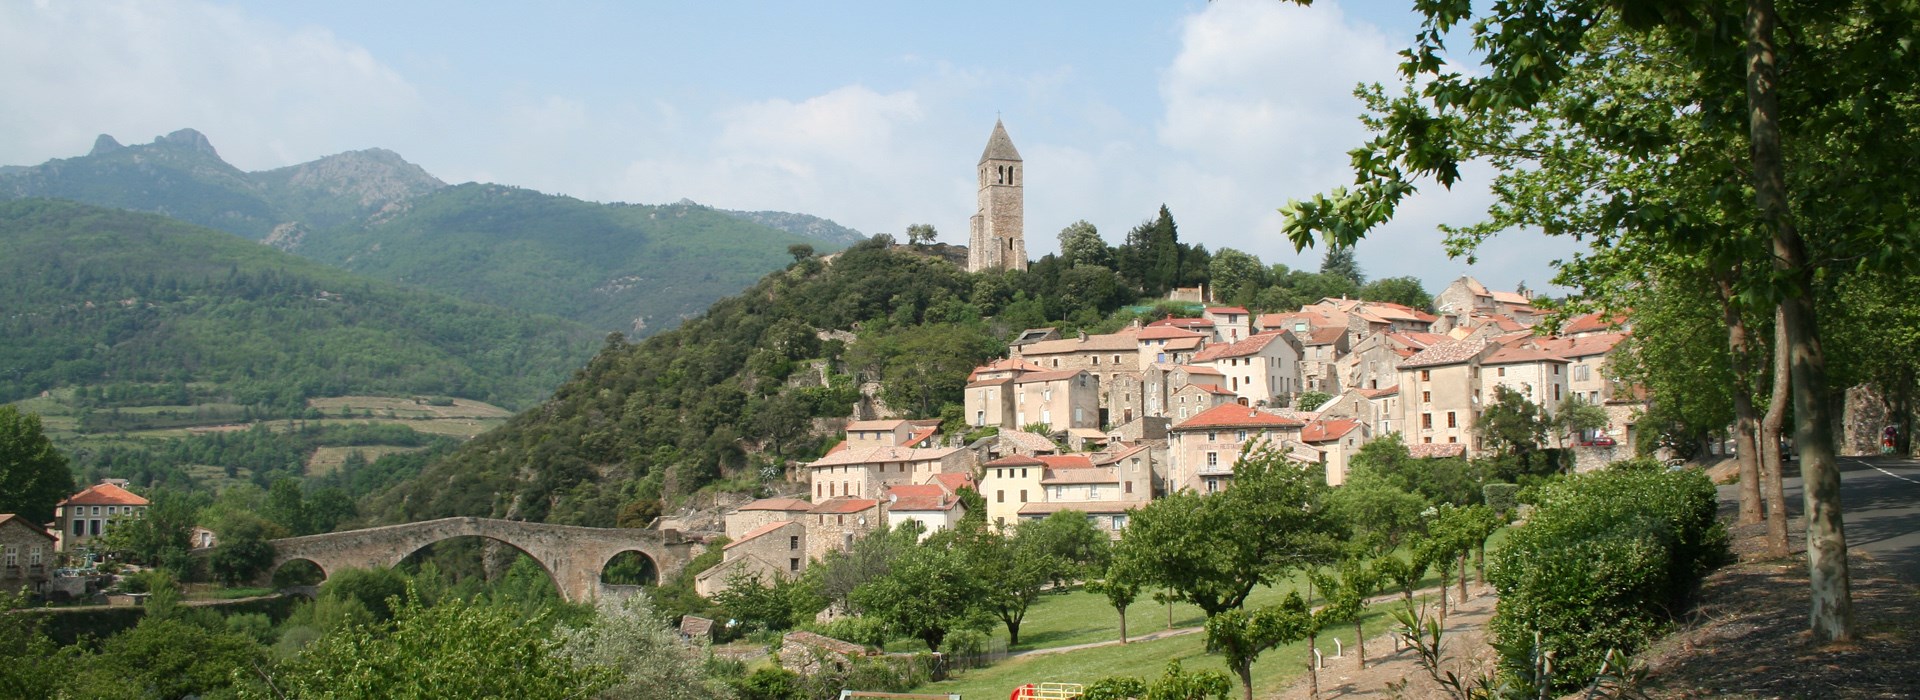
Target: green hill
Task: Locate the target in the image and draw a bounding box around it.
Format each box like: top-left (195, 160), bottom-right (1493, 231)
top-left (294, 184), bottom-right (829, 334)
top-left (0, 199), bottom-right (598, 412)
top-left (1, 130), bottom-right (853, 335)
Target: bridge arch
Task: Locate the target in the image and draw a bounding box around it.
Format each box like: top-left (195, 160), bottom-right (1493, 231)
top-left (597, 549), bottom-right (660, 587)
top-left (265, 517), bottom-right (700, 603)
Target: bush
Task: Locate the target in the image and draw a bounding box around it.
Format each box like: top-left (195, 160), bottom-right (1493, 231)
top-left (807, 615), bottom-right (890, 650)
top-left (1487, 467), bottom-right (1727, 692)
top-left (729, 666), bottom-right (801, 700)
top-left (1482, 483), bottom-right (1521, 518)
top-left (938, 628), bottom-right (989, 670)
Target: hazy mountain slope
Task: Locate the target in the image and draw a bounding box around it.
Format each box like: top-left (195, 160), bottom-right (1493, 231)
top-left (0, 199), bottom-right (597, 410)
top-left (298, 184), bottom-right (831, 335)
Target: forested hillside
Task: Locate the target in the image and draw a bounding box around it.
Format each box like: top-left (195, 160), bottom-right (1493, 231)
top-left (0, 199), bottom-right (597, 411)
top-left (296, 184), bottom-right (828, 334)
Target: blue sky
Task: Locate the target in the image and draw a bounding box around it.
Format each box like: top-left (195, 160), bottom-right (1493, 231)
top-left (1, 0), bottom-right (1577, 294)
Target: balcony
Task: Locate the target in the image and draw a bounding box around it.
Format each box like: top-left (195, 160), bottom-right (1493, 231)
top-left (1196, 464), bottom-right (1235, 477)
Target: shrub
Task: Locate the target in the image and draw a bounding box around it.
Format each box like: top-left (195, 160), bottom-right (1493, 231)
top-left (938, 628), bottom-right (990, 670)
top-left (1482, 483), bottom-right (1521, 518)
top-left (1487, 467), bottom-right (1727, 692)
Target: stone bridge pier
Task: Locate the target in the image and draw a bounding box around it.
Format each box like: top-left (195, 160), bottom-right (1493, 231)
top-left (264, 517), bottom-right (701, 603)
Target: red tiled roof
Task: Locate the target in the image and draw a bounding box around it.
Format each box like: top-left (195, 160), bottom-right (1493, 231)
top-left (965, 377), bottom-right (1013, 389)
top-left (887, 484), bottom-right (961, 512)
top-left (1359, 301), bottom-right (1438, 323)
top-left (1206, 306), bottom-right (1250, 315)
top-left (825, 441), bottom-right (851, 455)
top-left (807, 497), bottom-right (880, 515)
top-left (985, 454), bottom-right (1046, 467)
top-left (1301, 418), bottom-right (1362, 443)
top-left (846, 419), bottom-right (907, 432)
top-left (929, 473), bottom-right (976, 492)
top-left (901, 427), bottom-right (939, 447)
top-left (739, 498), bottom-right (814, 512)
top-left (1041, 467), bottom-right (1121, 485)
top-left (968, 358), bottom-right (1047, 381)
top-left (58, 482), bottom-right (149, 507)
top-left (725, 521), bottom-right (797, 549)
top-left (1562, 311), bottom-right (1631, 335)
top-left (1090, 444), bottom-right (1149, 466)
top-left (1177, 365), bottom-right (1224, 376)
top-left (1036, 455), bottom-right (1094, 470)
top-left (1408, 443), bottom-right (1468, 459)
top-left (1358, 385), bottom-right (1400, 399)
top-left (1173, 404), bottom-right (1306, 430)
top-left (1388, 332), bottom-right (1449, 348)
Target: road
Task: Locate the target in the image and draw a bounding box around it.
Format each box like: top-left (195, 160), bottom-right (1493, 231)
top-left (1716, 455), bottom-right (1920, 583)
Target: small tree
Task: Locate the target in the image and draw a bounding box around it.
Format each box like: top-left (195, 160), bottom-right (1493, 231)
top-left (1086, 562), bottom-right (1141, 644)
top-left (905, 224), bottom-right (938, 246)
top-left (1477, 386), bottom-right (1549, 460)
top-left (0, 407), bottom-right (73, 523)
top-left (1204, 592), bottom-right (1314, 700)
top-left (1554, 396), bottom-right (1612, 447)
top-left (849, 540), bottom-right (984, 650)
top-left (1294, 391), bottom-right (1334, 412)
top-left (208, 520), bottom-right (276, 587)
top-left (1311, 556), bottom-right (1382, 671)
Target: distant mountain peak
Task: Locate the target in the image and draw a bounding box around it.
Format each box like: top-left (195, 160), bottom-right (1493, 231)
top-left (90, 134), bottom-right (124, 156)
top-left (156, 128), bottom-right (221, 158)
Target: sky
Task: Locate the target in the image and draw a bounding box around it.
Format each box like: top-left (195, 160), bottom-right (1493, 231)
top-left (0, 0), bottom-right (1581, 295)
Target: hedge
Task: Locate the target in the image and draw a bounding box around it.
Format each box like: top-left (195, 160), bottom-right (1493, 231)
top-left (1486, 465), bottom-right (1727, 690)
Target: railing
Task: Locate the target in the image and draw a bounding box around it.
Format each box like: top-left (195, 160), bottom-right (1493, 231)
top-left (1014, 682), bottom-right (1086, 699)
top-left (1195, 464), bottom-right (1235, 477)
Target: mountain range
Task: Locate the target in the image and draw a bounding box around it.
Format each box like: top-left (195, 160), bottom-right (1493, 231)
top-left (1, 129), bottom-right (862, 335)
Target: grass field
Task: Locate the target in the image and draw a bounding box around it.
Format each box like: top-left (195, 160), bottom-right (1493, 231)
top-left (308, 396), bottom-right (512, 420)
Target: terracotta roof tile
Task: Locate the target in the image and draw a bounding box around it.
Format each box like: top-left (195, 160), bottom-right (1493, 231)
top-left (725, 521), bottom-right (798, 549)
top-left (1138, 326), bottom-right (1208, 340)
top-left (1358, 385), bottom-right (1400, 399)
top-left (1398, 339), bottom-right (1491, 369)
top-left (1483, 346), bottom-right (1570, 366)
top-left (1035, 455), bottom-right (1094, 470)
top-left (1301, 418), bottom-right (1362, 443)
top-left (1014, 369), bottom-right (1089, 384)
top-left (806, 497), bottom-right (880, 515)
top-left (1183, 383), bottom-right (1237, 396)
top-left (1146, 317), bottom-right (1215, 329)
top-left (1562, 311), bottom-right (1631, 335)
top-left (929, 473), bottom-right (977, 492)
top-left (1041, 467), bottom-right (1121, 485)
top-left (58, 482), bottom-right (149, 507)
top-left (1192, 332), bottom-right (1289, 362)
top-left (1020, 329), bottom-right (1142, 355)
top-left (1000, 430), bottom-right (1058, 454)
top-left (985, 454), bottom-right (1046, 467)
top-left (1206, 306), bottom-right (1250, 315)
top-left (1173, 404), bottom-right (1306, 430)
top-left (1304, 327), bottom-right (1347, 346)
top-left (845, 419), bottom-right (907, 432)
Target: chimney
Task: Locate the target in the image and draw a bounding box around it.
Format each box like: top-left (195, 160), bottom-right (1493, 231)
top-left (1077, 331), bottom-right (1087, 342)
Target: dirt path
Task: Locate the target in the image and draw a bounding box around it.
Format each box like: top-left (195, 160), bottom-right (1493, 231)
top-left (1273, 586), bottom-right (1501, 700)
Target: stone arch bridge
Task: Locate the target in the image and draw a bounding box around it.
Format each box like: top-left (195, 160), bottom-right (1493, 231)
top-left (266, 517), bottom-right (702, 603)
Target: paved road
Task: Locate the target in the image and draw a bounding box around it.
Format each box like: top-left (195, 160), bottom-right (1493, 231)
top-left (1716, 455), bottom-right (1920, 583)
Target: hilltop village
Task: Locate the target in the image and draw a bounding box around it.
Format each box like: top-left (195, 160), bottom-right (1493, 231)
top-left (695, 122), bottom-right (1638, 597)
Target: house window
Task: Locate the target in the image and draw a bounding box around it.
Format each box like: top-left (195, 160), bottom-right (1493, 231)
top-left (1021, 468), bottom-right (1029, 478)
top-left (1420, 370), bottom-right (1431, 381)
top-left (1020, 490), bottom-right (1028, 503)
top-left (72, 521), bottom-right (84, 536)
top-left (1092, 356), bottom-right (1100, 365)
top-left (1447, 412), bottom-right (1457, 428)
top-left (790, 558), bottom-right (801, 572)
top-left (89, 520), bottom-right (101, 536)
top-left (1207, 431), bottom-right (1218, 441)
top-left (29, 547), bottom-right (42, 566)
top-left (1422, 391), bottom-right (1431, 403)
top-left (1207, 452), bottom-right (1219, 467)
top-left (1424, 436), bottom-right (1433, 443)
top-left (1449, 436), bottom-right (1459, 443)
top-left (1206, 479), bottom-right (1220, 493)
top-left (1089, 486), bottom-right (1102, 500)
top-left (1422, 413), bottom-right (1433, 429)
top-left (1554, 364), bottom-right (1562, 375)
top-left (997, 490), bottom-right (1005, 503)
top-left (1113, 354), bottom-right (1122, 365)
top-left (1574, 365), bottom-right (1591, 381)
top-left (1113, 515), bottom-right (1129, 529)
top-left (1498, 367), bottom-right (1506, 377)
top-left (1555, 384), bottom-right (1562, 401)
top-left (3, 546), bottom-right (14, 567)
top-left (1125, 481), bottom-right (1133, 494)
top-left (789, 536), bottom-right (800, 550)
top-left (91, 506), bottom-right (100, 515)
top-left (1236, 430), bottom-right (1248, 442)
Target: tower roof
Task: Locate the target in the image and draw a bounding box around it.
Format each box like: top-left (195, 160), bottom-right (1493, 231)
top-left (979, 119), bottom-right (1022, 163)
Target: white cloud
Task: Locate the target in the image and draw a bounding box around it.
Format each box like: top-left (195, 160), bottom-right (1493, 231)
top-left (0, 1), bottom-right (423, 170)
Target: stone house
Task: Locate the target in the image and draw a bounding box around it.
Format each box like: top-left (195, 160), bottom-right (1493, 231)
top-left (1140, 363), bottom-right (1225, 420)
top-left (1145, 316), bottom-right (1216, 338)
top-left (1168, 382), bottom-right (1238, 422)
top-left (1011, 328), bottom-right (1145, 426)
top-left (724, 498), bottom-right (814, 539)
top-left (1190, 331), bottom-right (1304, 407)
top-left (1318, 385), bottom-right (1402, 438)
top-left (843, 419), bottom-right (916, 447)
top-left (1559, 311), bottom-right (1633, 338)
top-left (1533, 332), bottom-right (1630, 407)
top-left (1256, 306), bottom-right (1354, 337)
top-left (884, 483), bottom-right (968, 541)
top-left (1203, 306), bottom-right (1252, 342)
top-left (1396, 339), bottom-right (1500, 453)
top-left (1481, 345), bottom-right (1572, 414)
top-left (804, 498), bottom-right (882, 563)
top-left (54, 480), bottom-right (149, 553)
top-left (1135, 326), bottom-right (1208, 369)
top-left (804, 445), bottom-right (970, 501)
top-left (1010, 369), bottom-right (1101, 433)
top-left (1433, 276), bottom-right (1538, 332)
top-left (780, 630), bottom-right (876, 676)
top-left (1298, 327), bottom-right (1351, 394)
top-left (1166, 404), bottom-right (1307, 494)
top-left (1339, 331), bottom-right (1448, 393)
top-left (0, 515), bottom-right (56, 596)
top-left (1300, 418), bottom-right (1367, 486)
top-left (963, 359), bottom-right (1048, 429)
top-left (695, 520), bottom-right (806, 597)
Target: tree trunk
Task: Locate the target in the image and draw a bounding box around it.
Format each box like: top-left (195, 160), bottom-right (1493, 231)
top-left (1237, 664), bottom-right (1255, 700)
top-left (1721, 278), bottom-right (1766, 525)
top-left (1748, 0), bottom-right (1853, 643)
top-left (1354, 617), bottom-right (1366, 669)
top-left (1475, 542), bottom-right (1487, 584)
top-left (1007, 617), bottom-right (1022, 647)
top-left (1458, 552), bottom-right (1469, 601)
top-left (1118, 607), bottom-right (1128, 645)
top-left (1761, 307), bottom-right (1791, 556)
top-left (1308, 632), bottom-right (1320, 699)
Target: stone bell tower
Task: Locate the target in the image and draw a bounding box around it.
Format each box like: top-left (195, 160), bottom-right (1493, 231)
top-left (968, 119), bottom-right (1027, 272)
